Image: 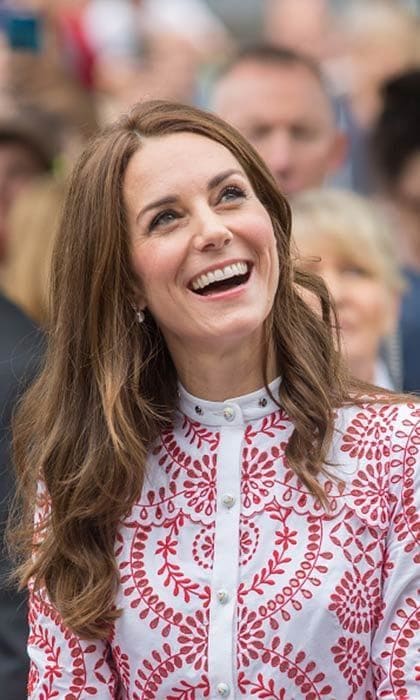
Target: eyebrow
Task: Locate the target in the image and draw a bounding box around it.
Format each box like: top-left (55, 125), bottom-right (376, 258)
top-left (135, 168), bottom-right (245, 223)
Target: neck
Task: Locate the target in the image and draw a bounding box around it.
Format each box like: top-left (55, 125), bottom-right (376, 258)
top-left (347, 355), bottom-right (376, 384)
top-left (168, 333), bottom-right (278, 401)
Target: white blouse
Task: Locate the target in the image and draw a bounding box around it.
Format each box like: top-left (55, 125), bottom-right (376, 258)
top-left (28, 379), bottom-right (419, 699)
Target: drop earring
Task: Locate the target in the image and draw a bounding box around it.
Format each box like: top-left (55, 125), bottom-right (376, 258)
top-left (136, 309), bottom-right (145, 323)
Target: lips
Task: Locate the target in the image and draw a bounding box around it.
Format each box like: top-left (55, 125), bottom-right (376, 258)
top-left (189, 261), bottom-right (252, 296)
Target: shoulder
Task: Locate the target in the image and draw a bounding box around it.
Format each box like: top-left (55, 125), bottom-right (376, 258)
top-left (333, 399), bottom-right (420, 461)
top-left (335, 398), bottom-right (419, 437)
top-left (0, 292), bottom-right (43, 364)
top-left (0, 292), bottom-right (44, 420)
top-left (0, 291), bottom-right (36, 334)
top-left (330, 400), bottom-right (419, 529)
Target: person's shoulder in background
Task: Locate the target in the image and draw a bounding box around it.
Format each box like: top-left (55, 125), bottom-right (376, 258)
top-left (0, 291), bottom-right (44, 414)
top-left (0, 290), bottom-right (44, 700)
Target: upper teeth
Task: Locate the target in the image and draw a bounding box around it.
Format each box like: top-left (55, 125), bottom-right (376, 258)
top-left (191, 262), bottom-right (249, 291)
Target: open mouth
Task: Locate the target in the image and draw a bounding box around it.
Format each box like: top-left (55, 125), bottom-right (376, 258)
top-left (190, 261), bottom-right (252, 296)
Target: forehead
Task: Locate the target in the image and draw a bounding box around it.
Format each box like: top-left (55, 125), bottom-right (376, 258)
top-left (214, 60), bottom-right (334, 127)
top-left (124, 132), bottom-right (244, 196)
top-left (298, 229), bottom-right (351, 255)
top-left (297, 226), bottom-right (379, 272)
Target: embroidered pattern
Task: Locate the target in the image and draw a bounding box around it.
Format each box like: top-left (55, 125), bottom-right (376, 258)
top-left (28, 402), bottom-right (420, 698)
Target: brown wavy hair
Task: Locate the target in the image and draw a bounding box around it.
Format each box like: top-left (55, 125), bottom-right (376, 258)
top-left (12, 100), bottom-right (360, 639)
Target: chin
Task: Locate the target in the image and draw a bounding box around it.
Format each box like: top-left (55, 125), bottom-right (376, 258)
top-left (222, 315), bottom-right (268, 341)
top-left (197, 314), bottom-right (267, 347)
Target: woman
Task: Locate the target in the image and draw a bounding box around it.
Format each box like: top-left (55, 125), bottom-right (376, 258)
top-left (12, 101), bottom-right (418, 698)
top-left (291, 188), bottom-right (404, 389)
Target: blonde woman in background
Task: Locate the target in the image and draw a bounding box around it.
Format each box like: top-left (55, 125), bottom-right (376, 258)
top-left (0, 177), bottom-right (65, 327)
top-left (292, 188), bottom-right (404, 388)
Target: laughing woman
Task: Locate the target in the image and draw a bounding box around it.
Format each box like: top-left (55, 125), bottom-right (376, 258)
top-left (12, 101), bottom-right (419, 699)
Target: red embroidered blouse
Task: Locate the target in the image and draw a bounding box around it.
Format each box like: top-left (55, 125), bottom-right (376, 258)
top-left (28, 380), bottom-right (420, 699)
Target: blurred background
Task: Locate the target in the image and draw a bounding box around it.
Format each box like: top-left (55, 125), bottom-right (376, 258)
top-left (1, 2), bottom-right (420, 697)
top-left (0, 0), bottom-right (418, 370)
top-left (0, 0), bottom-right (417, 169)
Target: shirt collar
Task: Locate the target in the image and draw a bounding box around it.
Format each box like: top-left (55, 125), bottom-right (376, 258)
top-left (177, 377), bottom-right (282, 427)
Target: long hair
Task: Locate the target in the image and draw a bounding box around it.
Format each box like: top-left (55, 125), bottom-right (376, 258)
top-left (12, 100), bottom-right (357, 639)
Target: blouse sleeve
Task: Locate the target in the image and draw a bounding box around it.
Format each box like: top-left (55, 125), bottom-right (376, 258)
top-left (27, 483), bottom-right (121, 699)
top-left (371, 403), bottom-right (420, 697)
top-left (27, 587), bottom-right (120, 699)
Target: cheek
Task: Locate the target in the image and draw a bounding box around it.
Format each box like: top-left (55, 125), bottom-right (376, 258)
top-left (260, 230), bottom-right (279, 283)
top-left (255, 211), bottom-right (278, 248)
top-left (305, 138), bottom-right (333, 165)
top-left (355, 283), bottom-right (389, 327)
top-left (131, 240), bottom-right (176, 294)
top-left (243, 210), bottom-right (277, 258)
top-left (265, 226), bottom-right (280, 281)
top-left (269, 245), bottom-right (280, 290)
top-left (132, 242), bottom-right (159, 275)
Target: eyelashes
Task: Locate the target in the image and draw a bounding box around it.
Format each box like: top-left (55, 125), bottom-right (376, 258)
top-left (218, 184), bottom-right (247, 203)
top-left (149, 209), bottom-right (179, 231)
top-left (147, 182), bottom-right (248, 233)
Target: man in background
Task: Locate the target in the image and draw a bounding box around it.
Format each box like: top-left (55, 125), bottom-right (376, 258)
top-left (211, 44), bottom-right (346, 196)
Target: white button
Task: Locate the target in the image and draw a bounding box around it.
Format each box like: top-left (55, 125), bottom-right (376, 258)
top-left (217, 682), bottom-right (230, 697)
top-left (221, 494), bottom-right (235, 509)
top-left (223, 405), bottom-right (235, 421)
top-left (217, 589), bottom-right (229, 604)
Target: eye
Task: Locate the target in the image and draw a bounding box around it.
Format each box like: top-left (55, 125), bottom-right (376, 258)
top-left (148, 209), bottom-right (179, 232)
top-left (218, 184), bottom-right (247, 204)
top-left (249, 124), bottom-right (272, 141)
top-left (341, 264), bottom-right (370, 278)
top-left (291, 125), bottom-right (315, 141)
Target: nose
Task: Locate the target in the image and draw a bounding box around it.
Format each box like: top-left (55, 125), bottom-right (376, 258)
top-left (192, 206), bottom-right (233, 252)
top-left (263, 130), bottom-right (293, 177)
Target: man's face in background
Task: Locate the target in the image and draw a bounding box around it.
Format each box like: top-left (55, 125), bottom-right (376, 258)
top-left (213, 60), bottom-right (345, 196)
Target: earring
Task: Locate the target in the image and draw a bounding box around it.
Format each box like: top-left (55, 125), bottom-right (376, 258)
top-left (136, 309), bottom-right (145, 323)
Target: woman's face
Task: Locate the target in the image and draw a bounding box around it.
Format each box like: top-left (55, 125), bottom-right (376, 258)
top-left (124, 132), bottom-right (279, 360)
top-left (297, 233), bottom-right (397, 372)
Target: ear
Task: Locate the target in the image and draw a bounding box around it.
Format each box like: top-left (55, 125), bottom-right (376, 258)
top-left (137, 298), bottom-right (147, 312)
top-left (327, 130), bottom-right (348, 174)
top-left (132, 283), bottom-right (147, 313)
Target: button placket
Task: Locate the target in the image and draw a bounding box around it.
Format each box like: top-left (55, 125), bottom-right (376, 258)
top-left (207, 417), bottom-right (242, 699)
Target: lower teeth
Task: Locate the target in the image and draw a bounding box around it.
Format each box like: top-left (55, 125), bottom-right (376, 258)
top-left (197, 273), bottom-right (249, 295)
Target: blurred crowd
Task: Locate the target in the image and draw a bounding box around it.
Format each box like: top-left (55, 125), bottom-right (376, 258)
top-left (0, 0), bottom-right (420, 696)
